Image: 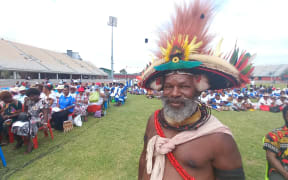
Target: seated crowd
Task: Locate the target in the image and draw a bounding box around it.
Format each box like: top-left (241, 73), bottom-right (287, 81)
top-left (199, 84), bottom-right (288, 112)
top-left (0, 80), bottom-right (129, 153)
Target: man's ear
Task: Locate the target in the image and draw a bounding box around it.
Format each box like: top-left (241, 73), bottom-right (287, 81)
top-left (193, 74), bottom-right (210, 92)
top-left (149, 77), bottom-right (164, 91)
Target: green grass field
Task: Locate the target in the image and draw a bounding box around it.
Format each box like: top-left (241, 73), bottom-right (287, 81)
top-left (0, 94), bottom-right (284, 180)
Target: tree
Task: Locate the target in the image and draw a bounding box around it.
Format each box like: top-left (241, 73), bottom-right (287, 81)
top-left (120, 69), bottom-right (127, 75)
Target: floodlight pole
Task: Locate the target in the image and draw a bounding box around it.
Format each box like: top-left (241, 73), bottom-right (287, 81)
top-left (108, 16), bottom-right (117, 80)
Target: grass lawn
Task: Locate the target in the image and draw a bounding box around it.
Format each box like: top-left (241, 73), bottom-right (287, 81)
top-left (0, 94), bottom-right (284, 179)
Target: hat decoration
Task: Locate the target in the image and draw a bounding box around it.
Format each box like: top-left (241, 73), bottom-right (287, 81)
top-left (140, 0), bottom-right (255, 91)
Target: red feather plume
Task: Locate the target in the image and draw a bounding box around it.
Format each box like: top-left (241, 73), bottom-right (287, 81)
top-left (156, 0), bottom-right (215, 59)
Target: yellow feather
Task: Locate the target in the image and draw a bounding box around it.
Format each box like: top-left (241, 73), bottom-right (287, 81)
top-left (188, 36), bottom-right (203, 55)
top-left (161, 34), bottom-right (203, 62)
top-left (213, 38), bottom-right (223, 57)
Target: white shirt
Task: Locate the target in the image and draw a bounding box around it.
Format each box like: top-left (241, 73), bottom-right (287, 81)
top-left (207, 94), bottom-right (215, 101)
top-left (234, 92), bottom-right (244, 98)
top-left (111, 87), bottom-right (119, 97)
top-left (220, 95), bottom-right (228, 102)
top-left (226, 91), bottom-right (233, 97)
top-left (200, 95), bottom-right (209, 104)
top-left (70, 93), bottom-right (77, 98)
top-left (14, 94), bottom-right (26, 104)
top-left (233, 99), bottom-right (244, 107)
top-left (275, 99), bottom-right (286, 106)
top-left (214, 98), bottom-right (221, 105)
top-left (258, 97), bottom-right (272, 106)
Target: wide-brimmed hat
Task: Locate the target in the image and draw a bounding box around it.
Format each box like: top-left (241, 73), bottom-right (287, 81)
top-left (263, 93), bottom-right (270, 97)
top-left (18, 86), bottom-right (26, 91)
top-left (55, 85), bottom-right (64, 90)
top-left (140, 1), bottom-right (255, 92)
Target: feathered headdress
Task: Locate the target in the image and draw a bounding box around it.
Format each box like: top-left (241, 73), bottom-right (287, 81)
top-left (140, 0), bottom-right (255, 91)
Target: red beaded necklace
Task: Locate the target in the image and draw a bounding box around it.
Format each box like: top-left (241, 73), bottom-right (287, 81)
top-left (154, 109), bottom-right (195, 180)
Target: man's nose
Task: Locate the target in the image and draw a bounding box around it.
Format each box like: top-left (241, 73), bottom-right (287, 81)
top-left (171, 86), bottom-right (181, 97)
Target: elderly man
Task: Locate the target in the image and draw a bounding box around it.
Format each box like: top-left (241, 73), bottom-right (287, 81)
top-left (264, 106), bottom-right (288, 179)
top-left (137, 1), bottom-right (253, 179)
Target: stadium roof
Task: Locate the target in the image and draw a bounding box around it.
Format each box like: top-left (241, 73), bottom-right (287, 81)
top-left (252, 64), bottom-right (288, 77)
top-left (0, 39), bottom-right (107, 76)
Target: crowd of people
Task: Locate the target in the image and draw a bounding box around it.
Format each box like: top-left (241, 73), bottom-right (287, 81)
top-left (0, 80), bottom-right (129, 153)
top-left (136, 83), bottom-right (288, 113)
top-left (199, 84), bottom-right (288, 112)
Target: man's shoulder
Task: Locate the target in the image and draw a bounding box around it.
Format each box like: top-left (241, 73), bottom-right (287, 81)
top-left (147, 110), bottom-right (157, 124)
top-left (144, 111), bottom-right (158, 136)
top-left (207, 132), bottom-right (234, 143)
top-left (204, 115), bottom-right (233, 141)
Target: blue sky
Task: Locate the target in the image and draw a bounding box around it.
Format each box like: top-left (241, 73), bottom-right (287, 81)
top-left (0, 0), bottom-right (287, 73)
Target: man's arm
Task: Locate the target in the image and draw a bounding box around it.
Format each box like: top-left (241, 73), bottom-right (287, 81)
top-left (212, 133), bottom-right (245, 180)
top-left (266, 150), bottom-right (288, 178)
top-left (138, 114), bottom-right (154, 180)
top-left (138, 135), bottom-right (148, 180)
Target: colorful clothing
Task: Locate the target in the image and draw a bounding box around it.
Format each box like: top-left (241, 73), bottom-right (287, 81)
top-left (74, 93), bottom-right (88, 116)
top-left (263, 126), bottom-right (288, 174)
top-left (2, 100), bottom-right (22, 123)
top-left (59, 94), bottom-right (75, 112)
top-left (12, 99), bottom-right (47, 137)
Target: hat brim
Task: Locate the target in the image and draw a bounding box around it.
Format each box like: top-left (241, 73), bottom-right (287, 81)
top-left (141, 54), bottom-right (241, 91)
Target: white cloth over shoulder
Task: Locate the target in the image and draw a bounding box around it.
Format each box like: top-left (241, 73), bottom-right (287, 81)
top-left (146, 115), bottom-right (232, 180)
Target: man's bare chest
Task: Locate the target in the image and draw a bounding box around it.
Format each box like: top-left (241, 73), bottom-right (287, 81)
top-left (147, 123), bottom-right (214, 168)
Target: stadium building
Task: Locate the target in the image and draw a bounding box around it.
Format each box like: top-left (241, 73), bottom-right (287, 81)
top-left (252, 64), bottom-right (288, 82)
top-left (0, 38), bottom-right (108, 86)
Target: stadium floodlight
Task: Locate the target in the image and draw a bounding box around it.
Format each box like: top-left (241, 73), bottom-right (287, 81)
top-left (108, 16), bottom-right (117, 80)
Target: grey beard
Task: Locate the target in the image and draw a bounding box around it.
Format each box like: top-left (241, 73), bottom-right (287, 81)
top-left (161, 96), bottom-right (199, 123)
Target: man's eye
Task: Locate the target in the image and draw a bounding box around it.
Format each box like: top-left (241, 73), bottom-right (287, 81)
top-left (164, 86), bottom-right (172, 89)
top-left (180, 85), bottom-right (190, 88)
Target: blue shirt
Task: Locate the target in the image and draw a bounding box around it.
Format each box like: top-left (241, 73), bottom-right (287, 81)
top-left (59, 94), bottom-right (75, 112)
